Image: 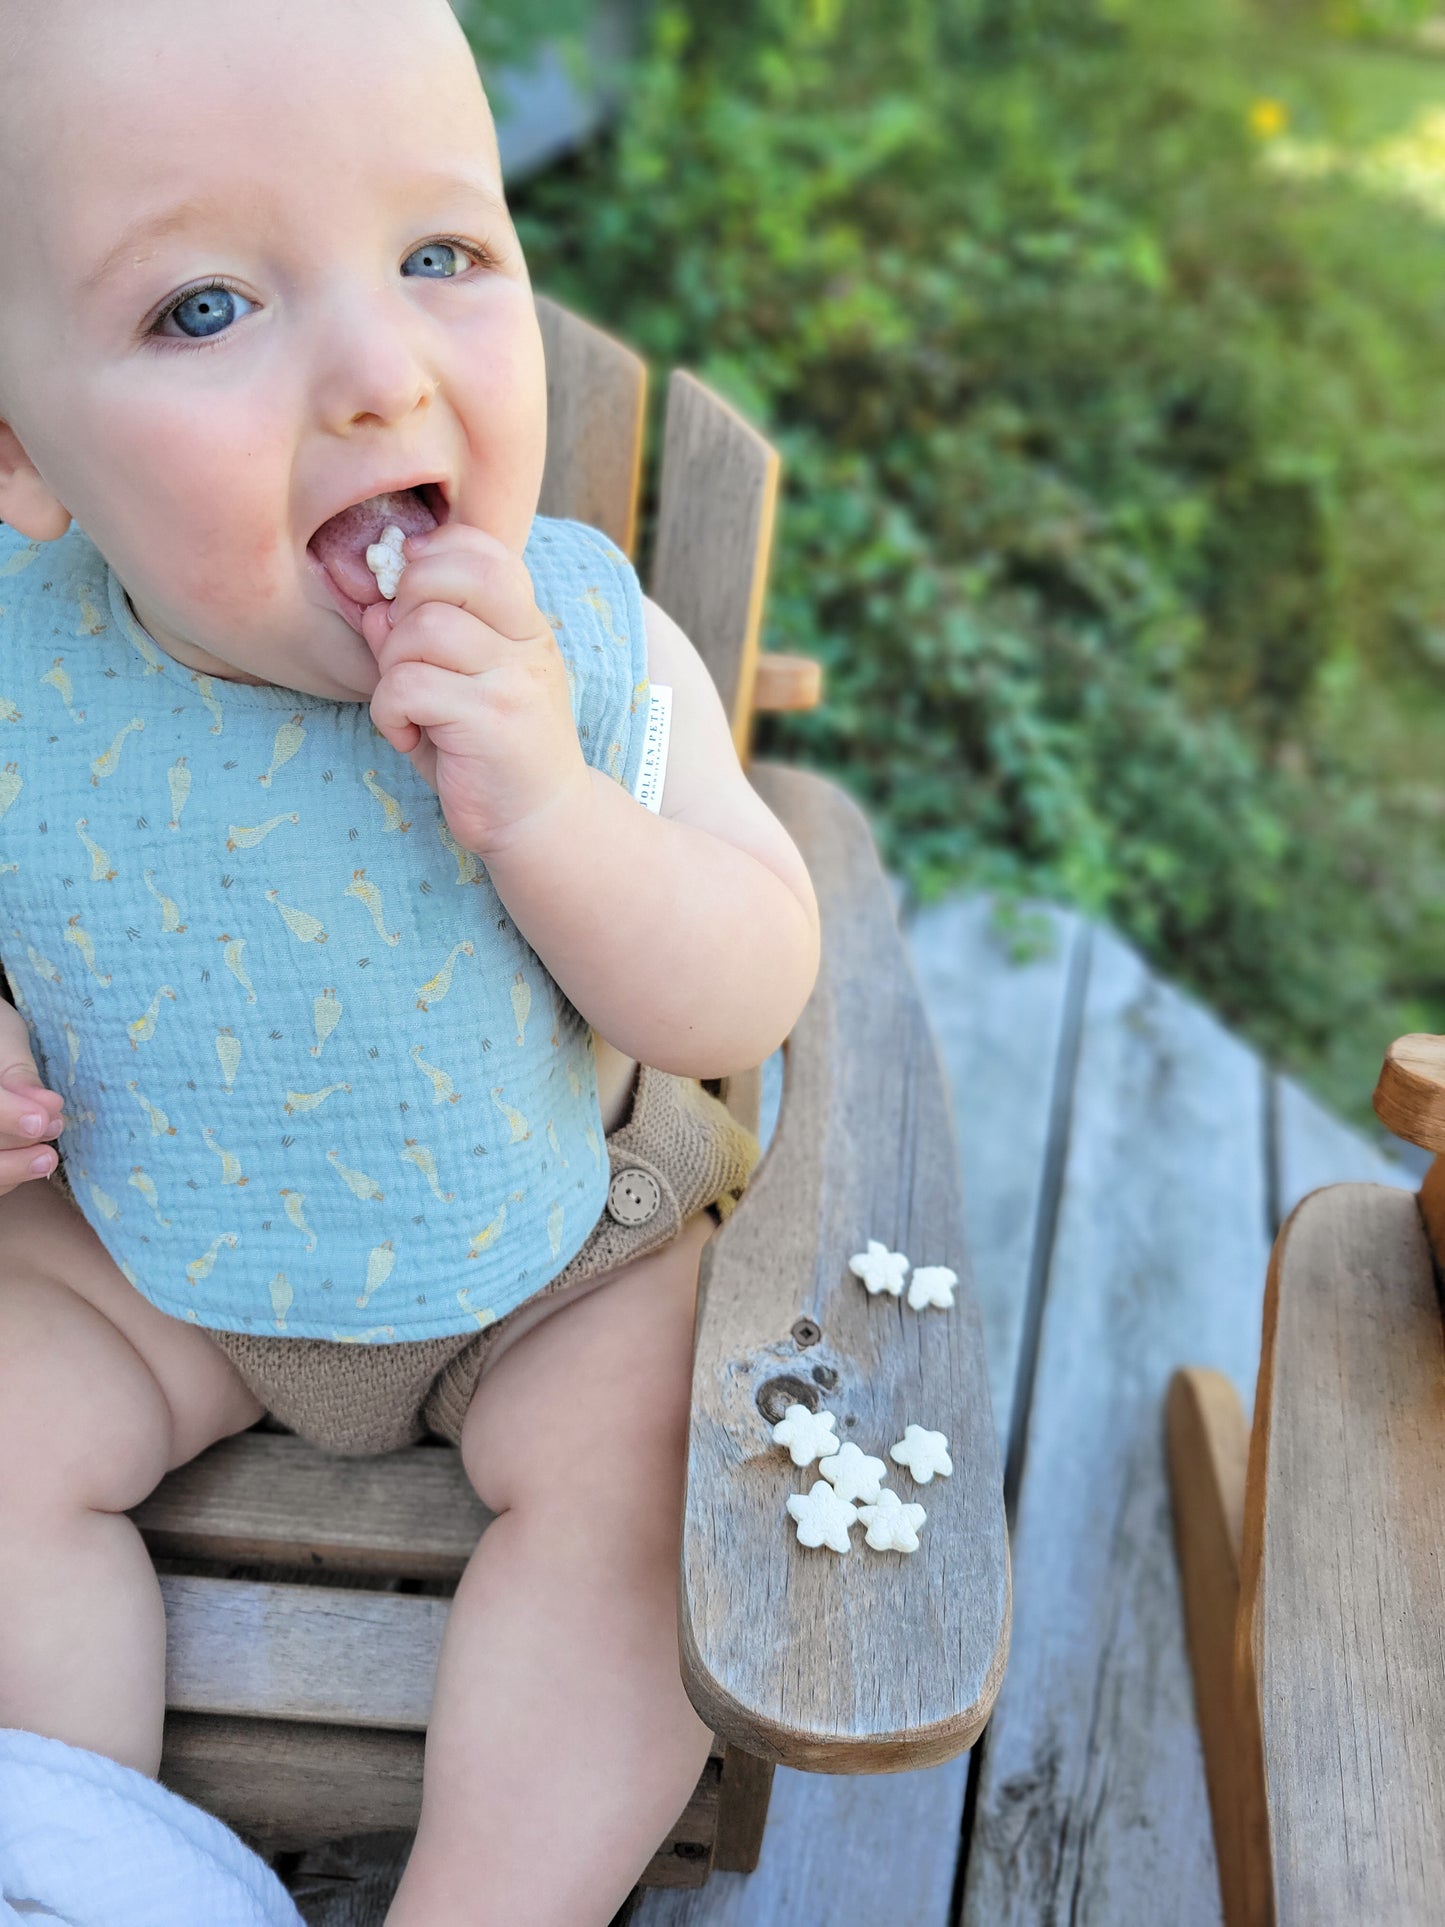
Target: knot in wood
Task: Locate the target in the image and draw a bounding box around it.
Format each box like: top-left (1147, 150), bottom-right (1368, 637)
top-left (755, 1375), bottom-right (820, 1424)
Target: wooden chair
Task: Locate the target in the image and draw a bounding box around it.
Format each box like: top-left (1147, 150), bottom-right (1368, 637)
top-left (114, 296), bottom-right (1012, 1889)
top-left (1166, 1033), bottom-right (1445, 1924)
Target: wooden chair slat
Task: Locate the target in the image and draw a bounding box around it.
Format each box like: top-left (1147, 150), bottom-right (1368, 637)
top-left (135, 1432), bottom-right (489, 1580)
top-left (161, 1574), bottom-right (446, 1729)
top-left (1166, 1367), bottom-right (1267, 1927)
top-left (1240, 1184), bottom-right (1445, 1922)
top-left (648, 369), bottom-right (780, 754)
top-left (160, 1713), bottom-right (426, 1849)
top-left (535, 293), bottom-right (647, 558)
top-left (161, 1713), bottom-right (721, 1887)
top-left (678, 762), bottom-right (1010, 1771)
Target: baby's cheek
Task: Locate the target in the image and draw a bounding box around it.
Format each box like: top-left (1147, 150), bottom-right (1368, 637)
top-left (173, 512), bottom-right (286, 615)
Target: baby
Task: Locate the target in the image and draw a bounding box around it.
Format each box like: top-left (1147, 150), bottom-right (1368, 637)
top-left (0, 1), bottom-right (820, 1921)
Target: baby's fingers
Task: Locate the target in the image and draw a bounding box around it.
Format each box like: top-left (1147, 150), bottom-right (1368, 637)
top-left (0, 1079), bottom-right (65, 1147)
top-left (0, 1139), bottom-right (59, 1192)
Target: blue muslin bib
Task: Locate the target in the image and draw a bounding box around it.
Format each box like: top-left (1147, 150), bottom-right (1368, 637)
top-left (0, 515), bottom-right (649, 1339)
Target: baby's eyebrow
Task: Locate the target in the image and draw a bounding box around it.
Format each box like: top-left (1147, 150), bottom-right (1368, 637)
top-left (79, 172), bottom-right (512, 299)
top-left (81, 195), bottom-right (228, 296)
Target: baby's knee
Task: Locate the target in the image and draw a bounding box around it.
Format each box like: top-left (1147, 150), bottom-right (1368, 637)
top-left (0, 1272), bottom-right (173, 1517)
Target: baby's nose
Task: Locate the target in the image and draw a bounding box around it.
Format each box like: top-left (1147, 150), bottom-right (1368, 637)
top-left (315, 307), bottom-right (440, 434)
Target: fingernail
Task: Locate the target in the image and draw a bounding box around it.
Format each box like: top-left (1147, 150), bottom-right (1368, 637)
top-left (29, 1153), bottom-right (52, 1175)
top-left (19, 1112), bottom-right (42, 1135)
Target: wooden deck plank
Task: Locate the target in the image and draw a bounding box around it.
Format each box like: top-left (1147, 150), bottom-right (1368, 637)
top-left (636, 895), bottom-right (1081, 1926)
top-left (959, 926), bottom-right (1272, 1927)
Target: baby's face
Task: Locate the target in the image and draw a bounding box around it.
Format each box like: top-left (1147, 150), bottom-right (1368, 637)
top-left (0, 0), bottom-right (547, 700)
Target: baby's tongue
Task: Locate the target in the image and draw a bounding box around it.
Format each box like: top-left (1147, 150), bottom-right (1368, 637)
top-left (310, 488), bottom-right (438, 605)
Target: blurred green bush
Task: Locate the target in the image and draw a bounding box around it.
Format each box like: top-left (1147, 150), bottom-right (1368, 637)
top-left (491, 0), bottom-right (1445, 1119)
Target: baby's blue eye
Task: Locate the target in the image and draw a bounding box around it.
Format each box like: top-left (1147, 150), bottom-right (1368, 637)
top-left (403, 242), bottom-right (469, 279)
top-left (163, 286), bottom-right (252, 339)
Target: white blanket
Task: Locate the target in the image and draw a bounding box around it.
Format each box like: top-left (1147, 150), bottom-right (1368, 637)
top-left (0, 1729), bottom-right (304, 1926)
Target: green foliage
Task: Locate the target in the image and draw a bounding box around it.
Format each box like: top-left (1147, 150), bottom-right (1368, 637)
top-left (451, 0), bottom-right (596, 92)
top-left (489, 0), bottom-right (1445, 1119)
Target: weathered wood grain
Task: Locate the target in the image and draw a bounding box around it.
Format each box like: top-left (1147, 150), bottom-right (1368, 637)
top-left (637, 897), bottom-right (1079, 1927)
top-left (161, 1574), bottom-right (448, 1729)
top-left (960, 926), bottom-right (1271, 1926)
top-left (649, 370), bottom-right (780, 756)
top-left (907, 898), bottom-right (1086, 1449)
top-left (134, 1432), bottom-right (490, 1580)
top-left (161, 1716), bottom-right (427, 1850)
top-left (679, 766), bottom-right (1009, 1773)
top-left (163, 1715), bottom-right (722, 1892)
top-left (535, 294), bottom-right (647, 557)
top-left (1239, 1185), bottom-right (1445, 1925)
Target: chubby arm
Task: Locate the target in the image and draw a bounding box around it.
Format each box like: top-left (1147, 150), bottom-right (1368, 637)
top-left (480, 595), bottom-right (820, 1077)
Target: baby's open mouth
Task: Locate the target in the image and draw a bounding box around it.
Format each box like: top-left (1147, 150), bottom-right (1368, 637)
top-left (308, 484), bottom-right (446, 610)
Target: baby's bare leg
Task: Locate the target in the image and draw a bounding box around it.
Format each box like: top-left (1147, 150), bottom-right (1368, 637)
top-left (0, 1176), bottom-right (263, 1771)
top-left (386, 1211), bottom-right (717, 1927)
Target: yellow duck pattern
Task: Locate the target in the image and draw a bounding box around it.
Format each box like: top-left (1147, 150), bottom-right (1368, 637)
top-left (0, 516), bottom-right (649, 1339)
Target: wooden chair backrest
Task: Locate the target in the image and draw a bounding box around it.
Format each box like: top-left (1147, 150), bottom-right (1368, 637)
top-left (534, 294), bottom-right (782, 762)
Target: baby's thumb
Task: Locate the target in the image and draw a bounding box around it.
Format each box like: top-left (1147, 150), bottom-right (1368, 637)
top-left (0, 1052), bottom-right (49, 1100)
top-left (361, 598), bottom-right (394, 660)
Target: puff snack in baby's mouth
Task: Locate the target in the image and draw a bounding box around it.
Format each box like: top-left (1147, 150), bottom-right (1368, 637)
top-left (366, 524), bottom-right (407, 600)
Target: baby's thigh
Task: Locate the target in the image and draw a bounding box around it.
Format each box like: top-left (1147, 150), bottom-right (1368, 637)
top-left (0, 1175), bottom-right (263, 1513)
top-left (459, 1210), bottom-right (715, 1520)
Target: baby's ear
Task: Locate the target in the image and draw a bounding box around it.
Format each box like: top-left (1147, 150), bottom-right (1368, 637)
top-left (0, 422), bottom-right (71, 541)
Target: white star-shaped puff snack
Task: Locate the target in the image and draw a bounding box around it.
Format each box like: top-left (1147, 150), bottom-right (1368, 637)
top-left (772, 1403), bottom-right (841, 1467)
top-left (890, 1424), bottom-right (954, 1483)
top-left (906, 1264), bottom-right (958, 1311)
top-left (819, 1440), bottom-right (887, 1505)
top-left (857, 1488), bottom-right (928, 1554)
top-left (365, 524), bottom-right (408, 601)
top-left (848, 1239), bottom-right (910, 1297)
top-left (787, 1480), bottom-right (859, 1554)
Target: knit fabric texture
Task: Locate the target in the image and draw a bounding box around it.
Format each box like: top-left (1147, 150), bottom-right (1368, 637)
top-left (0, 515), bottom-right (650, 1339)
top-left (204, 1062), bottom-right (763, 1455)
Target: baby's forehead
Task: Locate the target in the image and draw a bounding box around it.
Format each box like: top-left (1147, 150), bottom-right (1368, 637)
top-left (2, 0), bottom-right (498, 216)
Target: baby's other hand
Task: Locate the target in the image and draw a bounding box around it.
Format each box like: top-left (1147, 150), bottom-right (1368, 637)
top-left (361, 523), bottom-right (590, 858)
top-left (0, 1058), bottom-right (65, 1197)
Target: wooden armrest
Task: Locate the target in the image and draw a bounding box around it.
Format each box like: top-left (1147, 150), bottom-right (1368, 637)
top-left (679, 762), bottom-right (1011, 1773)
top-left (752, 653), bottom-right (823, 713)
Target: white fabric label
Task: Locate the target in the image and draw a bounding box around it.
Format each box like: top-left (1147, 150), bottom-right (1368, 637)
top-left (631, 683), bottom-right (672, 814)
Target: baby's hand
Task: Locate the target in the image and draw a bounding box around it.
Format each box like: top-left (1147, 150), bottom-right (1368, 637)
top-left (361, 525), bottom-right (590, 858)
top-left (0, 1059), bottom-right (64, 1197)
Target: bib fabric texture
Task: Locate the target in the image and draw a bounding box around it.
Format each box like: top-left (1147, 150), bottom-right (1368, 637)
top-left (0, 515), bottom-right (650, 1340)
